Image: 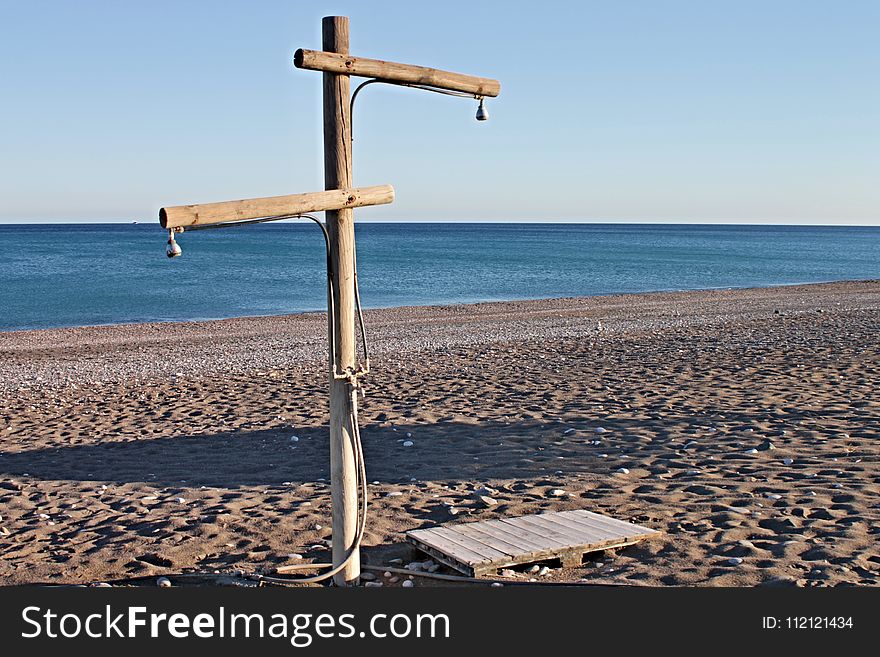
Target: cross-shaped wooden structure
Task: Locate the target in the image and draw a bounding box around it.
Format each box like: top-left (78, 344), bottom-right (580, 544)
top-left (159, 16), bottom-right (500, 586)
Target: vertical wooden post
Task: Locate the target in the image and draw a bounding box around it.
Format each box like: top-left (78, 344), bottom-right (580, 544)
top-left (322, 15), bottom-right (360, 586)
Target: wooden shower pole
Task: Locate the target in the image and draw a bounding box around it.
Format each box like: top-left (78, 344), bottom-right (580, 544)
top-left (298, 15), bottom-right (499, 587)
top-left (322, 15), bottom-right (360, 586)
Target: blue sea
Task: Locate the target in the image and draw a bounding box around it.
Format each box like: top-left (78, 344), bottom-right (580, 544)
top-left (0, 223), bottom-right (877, 332)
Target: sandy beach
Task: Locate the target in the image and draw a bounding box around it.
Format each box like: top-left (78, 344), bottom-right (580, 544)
top-left (0, 280), bottom-right (877, 587)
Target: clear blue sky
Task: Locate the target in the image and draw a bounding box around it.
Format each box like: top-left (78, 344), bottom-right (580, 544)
top-left (0, 0), bottom-right (877, 224)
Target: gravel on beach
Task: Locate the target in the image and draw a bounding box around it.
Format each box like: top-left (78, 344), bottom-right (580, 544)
top-left (3, 280), bottom-right (878, 393)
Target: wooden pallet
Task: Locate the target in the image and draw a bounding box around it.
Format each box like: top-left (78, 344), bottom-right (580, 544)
top-left (406, 510), bottom-right (660, 577)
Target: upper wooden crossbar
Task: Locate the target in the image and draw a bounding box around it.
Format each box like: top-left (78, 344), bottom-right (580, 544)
top-left (294, 49), bottom-right (501, 97)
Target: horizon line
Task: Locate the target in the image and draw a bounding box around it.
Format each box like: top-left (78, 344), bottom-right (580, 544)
top-left (1, 219), bottom-right (879, 227)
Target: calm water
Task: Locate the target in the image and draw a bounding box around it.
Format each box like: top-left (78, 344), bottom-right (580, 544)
top-left (0, 223), bottom-right (877, 331)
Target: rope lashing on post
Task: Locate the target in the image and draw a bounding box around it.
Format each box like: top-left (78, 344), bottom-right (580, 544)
top-left (177, 213), bottom-right (370, 583)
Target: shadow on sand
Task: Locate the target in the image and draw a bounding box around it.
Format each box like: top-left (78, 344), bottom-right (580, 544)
top-left (0, 411), bottom-right (705, 488)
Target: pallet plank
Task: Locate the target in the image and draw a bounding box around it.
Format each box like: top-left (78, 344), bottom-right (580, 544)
top-left (451, 523), bottom-right (528, 557)
top-left (473, 521), bottom-right (588, 566)
top-left (478, 519), bottom-right (569, 552)
top-left (510, 517), bottom-right (612, 551)
top-left (498, 515), bottom-right (597, 545)
top-left (405, 509), bottom-right (660, 578)
top-left (559, 510), bottom-right (659, 538)
top-left (455, 522), bottom-right (554, 558)
top-left (427, 526), bottom-right (511, 562)
top-left (408, 528), bottom-right (493, 566)
top-left (513, 513), bottom-right (612, 543)
top-left (538, 511), bottom-right (632, 538)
